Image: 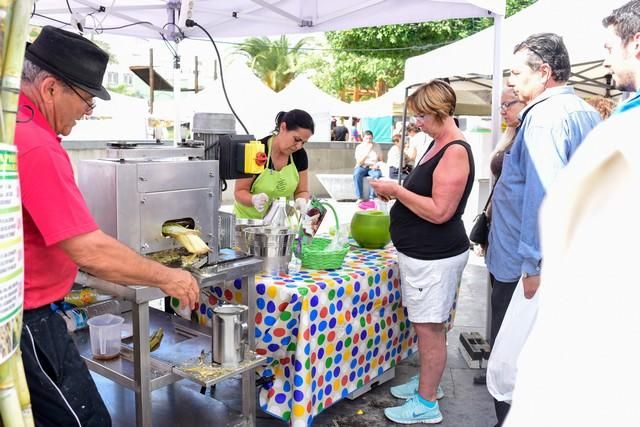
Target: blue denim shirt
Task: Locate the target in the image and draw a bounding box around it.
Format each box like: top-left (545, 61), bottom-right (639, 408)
top-left (613, 91), bottom-right (640, 115)
top-left (486, 86), bottom-right (601, 282)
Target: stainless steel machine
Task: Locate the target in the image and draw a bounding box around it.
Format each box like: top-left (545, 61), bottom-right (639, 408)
top-left (74, 142), bottom-right (264, 427)
top-left (78, 143), bottom-right (220, 264)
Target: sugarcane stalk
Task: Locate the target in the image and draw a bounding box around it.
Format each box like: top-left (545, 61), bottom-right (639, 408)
top-left (0, 355), bottom-right (24, 427)
top-left (1, 0), bottom-right (33, 145)
top-left (11, 352), bottom-right (32, 427)
top-left (0, 1), bottom-right (35, 426)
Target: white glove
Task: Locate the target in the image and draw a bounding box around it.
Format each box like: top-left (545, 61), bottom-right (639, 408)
top-left (294, 197), bottom-right (308, 213)
top-left (251, 193), bottom-right (269, 212)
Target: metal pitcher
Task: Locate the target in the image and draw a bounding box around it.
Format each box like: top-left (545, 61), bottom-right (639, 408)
top-left (212, 304), bottom-right (249, 367)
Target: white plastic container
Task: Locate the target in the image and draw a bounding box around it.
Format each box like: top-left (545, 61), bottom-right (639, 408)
top-left (87, 313), bottom-right (124, 360)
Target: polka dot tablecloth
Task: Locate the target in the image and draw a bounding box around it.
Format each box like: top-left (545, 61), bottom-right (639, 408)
top-left (196, 244), bottom-right (419, 427)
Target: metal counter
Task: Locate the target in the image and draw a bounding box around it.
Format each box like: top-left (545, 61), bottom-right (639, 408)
top-left (74, 256), bottom-right (264, 427)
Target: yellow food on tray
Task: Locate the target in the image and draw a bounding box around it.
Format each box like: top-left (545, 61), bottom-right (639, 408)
top-left (162, 223), bottom-right (210, 255)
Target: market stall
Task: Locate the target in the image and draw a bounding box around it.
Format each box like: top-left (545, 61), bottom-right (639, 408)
top-left (196, 242), bottom-right (461, 426)
top-left (28, 2), bottom-right (505, 426)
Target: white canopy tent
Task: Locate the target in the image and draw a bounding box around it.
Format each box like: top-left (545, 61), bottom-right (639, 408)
top-left (276, 76), bottom-right (355, 140)
top-left (31, 0), bottom-right (506, 145)
top-left (68, 91), bottom-right (149, 140)
top-left (154, 60), bottom-right (279, 136)
top-left (32, 1), bottom-right (505, 39)
top-left (277, 76), bottom-right (353, 117)
top-left (404, 0), bottom-right (627, 99)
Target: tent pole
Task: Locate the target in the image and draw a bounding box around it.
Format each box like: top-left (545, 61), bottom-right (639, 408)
top-left (399, 83), bottom-right (423, 185)
top-left (490, 14), bottom-right (504, 150)
top-left (173, 42), bottom-right (181, 146)
top-left (398, 86), bottom-right (410, 185)
top-left (485, 11), bottom-right (505, 344)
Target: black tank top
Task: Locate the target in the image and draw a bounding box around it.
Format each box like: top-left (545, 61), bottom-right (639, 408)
top-left (390, 140), bottom-right (475, 260)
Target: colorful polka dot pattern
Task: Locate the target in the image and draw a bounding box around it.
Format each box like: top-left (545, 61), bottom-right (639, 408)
top-left (197, 245), bottom-right (423, 427)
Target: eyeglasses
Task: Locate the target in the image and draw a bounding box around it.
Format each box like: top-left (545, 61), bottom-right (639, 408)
top-left (61, 81), bottom-right (96, 112)
top-left (500, 100), bottom-right (522, 111)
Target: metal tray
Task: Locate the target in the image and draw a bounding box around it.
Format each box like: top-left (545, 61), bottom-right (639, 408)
top-left (169, 336), bottom-right (266, 387)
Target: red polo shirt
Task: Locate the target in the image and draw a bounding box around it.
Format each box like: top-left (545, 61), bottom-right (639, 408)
top-left (16, 93), bottom-right (98, 309)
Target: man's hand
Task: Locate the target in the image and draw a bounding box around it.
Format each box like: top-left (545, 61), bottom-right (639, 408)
top-left (523, 275), bottom-right (540, 299)
top-left (158, 269), bottom-right (200, 309)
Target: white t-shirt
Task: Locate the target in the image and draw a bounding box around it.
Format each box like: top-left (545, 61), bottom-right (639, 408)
top-left (354, 142), bottom-right (382, 167)
top-left (387, 145), bottom-right (401, 168)
top-left (408, 132), bottom-right (429, 164)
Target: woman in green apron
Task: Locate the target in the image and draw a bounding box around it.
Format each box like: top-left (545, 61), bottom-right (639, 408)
top-left (234, 109), bottom-right (315, 219)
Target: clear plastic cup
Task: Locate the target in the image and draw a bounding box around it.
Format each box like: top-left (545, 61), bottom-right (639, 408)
top-left (87, 313), bottom-right (124, 360)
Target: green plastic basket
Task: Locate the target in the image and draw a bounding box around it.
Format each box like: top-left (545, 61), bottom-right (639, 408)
top-left (300, 202), bottom-right (349, 270)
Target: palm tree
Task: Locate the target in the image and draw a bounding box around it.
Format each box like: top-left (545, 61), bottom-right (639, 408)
top-left (233, 35), bottom-right (309, 92)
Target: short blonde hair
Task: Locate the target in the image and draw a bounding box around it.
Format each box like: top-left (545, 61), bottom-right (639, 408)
top-left (585, 96), bottom-right (616, 120)
top-left (406, 80), bottom-right (456, 124)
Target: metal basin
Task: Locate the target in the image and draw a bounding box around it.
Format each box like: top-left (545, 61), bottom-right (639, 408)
top-left (234, 218), bottom-right (265, 253)
top-left (244, 226), bottom-right (295, 274)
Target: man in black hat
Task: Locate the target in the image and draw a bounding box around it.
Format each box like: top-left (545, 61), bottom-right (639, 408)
top-left (16, 26), bottom-right (200, 426)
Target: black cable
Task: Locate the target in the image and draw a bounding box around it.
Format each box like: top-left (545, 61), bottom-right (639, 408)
top-left (185, 19), bottom-right (249, 134)
top-left (33, 13), bottom-right (71, 28)
top-left (65, 0), bottom-right (73, 14)
top-left (90, 21), bottom-right (154, 30)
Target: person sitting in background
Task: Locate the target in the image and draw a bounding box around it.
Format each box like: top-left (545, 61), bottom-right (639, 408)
top-left (404, 123), bottom-right (429, 166)
top-left (387, 133), bottom-right (409, 179)
top-left (353, 130), bottom-right (383, 206)
top-left (585, 95), bottom-right (616, 119)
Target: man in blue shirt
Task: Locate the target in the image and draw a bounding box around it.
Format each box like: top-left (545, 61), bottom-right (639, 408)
top-left (485, 32), bottom-right (601, 426)
top-left (603, 1), bottom-right (640, 115)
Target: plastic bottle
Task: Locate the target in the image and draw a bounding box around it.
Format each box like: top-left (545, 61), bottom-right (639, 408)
top-left (64, 288), bottom-right (112, 307)
top-left (263, 197), bottom-right (288, 227)
top-left (287, 254), bottom-right (302, 274)
top-left (58, 307), bottom-right (89, 332)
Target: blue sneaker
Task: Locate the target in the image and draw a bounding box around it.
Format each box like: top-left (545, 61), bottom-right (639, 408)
top-left (389, 375), bottom-right (444, 400)
top-left (384, 394), bottom-right (443, 424)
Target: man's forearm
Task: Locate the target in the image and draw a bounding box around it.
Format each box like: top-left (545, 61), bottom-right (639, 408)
top-left (60, 230), bottom-right (174, 286)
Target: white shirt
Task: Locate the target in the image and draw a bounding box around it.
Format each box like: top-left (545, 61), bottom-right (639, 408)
top-left (387, 145), bottom-right (401, 168)
top-left (354, 142), bottom-right (381, 167)
top-left (504, 112), bottom-right (640, 426)
top-left (408, 132), bottom-right (429, 163)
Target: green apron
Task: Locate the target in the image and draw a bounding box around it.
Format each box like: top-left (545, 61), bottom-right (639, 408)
top-left (233, 136), bottom-right (300, 219)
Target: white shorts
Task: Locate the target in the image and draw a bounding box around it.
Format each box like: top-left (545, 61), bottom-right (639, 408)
top-left (398, 251), bottom-right (469, 324)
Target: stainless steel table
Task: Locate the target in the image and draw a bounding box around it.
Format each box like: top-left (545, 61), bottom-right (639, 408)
top-left (73, 257), bottom-right (264, 427)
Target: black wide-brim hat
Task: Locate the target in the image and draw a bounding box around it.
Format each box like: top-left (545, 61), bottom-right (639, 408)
top-left (26, 26), bottom-right (110, 100)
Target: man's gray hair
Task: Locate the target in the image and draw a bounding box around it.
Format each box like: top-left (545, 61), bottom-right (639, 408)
top-left (603, 1), bottom-right (640, 46)
top-left (513, 33), bottom-right (571, 83)
top-left (21, 59), bottom-right (55, 85)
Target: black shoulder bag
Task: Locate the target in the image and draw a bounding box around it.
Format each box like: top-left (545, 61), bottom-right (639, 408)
top-left (469, 184), bottom-right (495, 245)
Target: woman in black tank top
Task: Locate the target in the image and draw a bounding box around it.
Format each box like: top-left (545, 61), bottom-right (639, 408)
top-left (371, 80), bottom-right (474, 425)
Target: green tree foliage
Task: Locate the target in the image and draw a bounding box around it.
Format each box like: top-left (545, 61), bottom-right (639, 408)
top-left (108, 84), bottom-right (144, 98)
top-left (313, 0), bottom-right (538, 100)
top-left (233, 35), bottom-right (311, 92)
